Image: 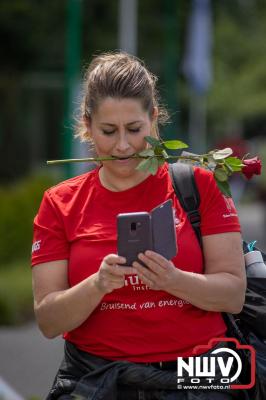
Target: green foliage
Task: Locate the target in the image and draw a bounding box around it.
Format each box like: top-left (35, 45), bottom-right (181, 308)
top-left (0, 0), bottom-right (66, 71)
top-left (0, 259), bottom-right (33, 325)
top-left (0, 174), bottom-right (57, 266)
top-left (0, 174), bottom-right (58, 325)
top-left (208, 3), bottom-right (266, 126)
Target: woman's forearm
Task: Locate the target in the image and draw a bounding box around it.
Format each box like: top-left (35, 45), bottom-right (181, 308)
top-left (35, 273), bottom-right (104, 339)
top-left (167, 269), bottom-right (246, 313)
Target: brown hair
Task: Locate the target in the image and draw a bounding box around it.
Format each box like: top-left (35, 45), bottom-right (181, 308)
top-left (75, 52), bottom-right (169, 142)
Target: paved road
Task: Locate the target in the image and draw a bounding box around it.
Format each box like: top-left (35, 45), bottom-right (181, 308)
top-left (0, 322), bottom-right (63, 399)
top-left (0, 203), bottom-right (265, 399)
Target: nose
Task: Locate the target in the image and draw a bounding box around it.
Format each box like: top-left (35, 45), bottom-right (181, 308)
top-left (116, 132), bottom-right (130, 153)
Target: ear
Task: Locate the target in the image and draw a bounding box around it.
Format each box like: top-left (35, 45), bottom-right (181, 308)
top-left (150, 107), bottom-right (159, 139)
top-left (151, 106), bottom-right (159, 122)
top-left (83, 114), bottom-right (92, 137)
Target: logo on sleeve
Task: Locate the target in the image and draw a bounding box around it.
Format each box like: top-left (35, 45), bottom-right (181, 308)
top-left (32, 240), bottom-right (41, 253)
top-left (222, 196), bottom-right (238, 218)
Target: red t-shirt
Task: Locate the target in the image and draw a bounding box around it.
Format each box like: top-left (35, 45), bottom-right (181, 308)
top-left (31, 164), bottom-right (241, 362)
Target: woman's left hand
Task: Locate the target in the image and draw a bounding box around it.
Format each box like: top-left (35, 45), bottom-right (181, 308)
top-left (132, 250), bottom-right (178, 291)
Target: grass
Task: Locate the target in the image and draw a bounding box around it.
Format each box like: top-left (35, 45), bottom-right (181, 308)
top-left (0, 259), bottom-right (34, 325)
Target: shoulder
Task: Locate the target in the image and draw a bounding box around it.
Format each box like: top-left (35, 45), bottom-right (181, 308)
top-left (45, 168), bottom-right (98, 204)
top-left (193, 166), bottom-right (219, 200)
top-left (193, 166), bottom-right (214, 184)
top-left (165, 163), bottom-right (216, 194)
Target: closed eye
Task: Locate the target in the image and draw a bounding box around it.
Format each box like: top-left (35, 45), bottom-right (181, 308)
top-left (102, 128), bottom-right (141, 135)
top-left (102, 130), bottom-right (115, 135)
top-left (128, 128), bottom-right (140, 133)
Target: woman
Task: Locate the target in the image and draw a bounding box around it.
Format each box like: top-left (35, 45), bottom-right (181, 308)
top-left (31, 52), bottom-right (246, 400)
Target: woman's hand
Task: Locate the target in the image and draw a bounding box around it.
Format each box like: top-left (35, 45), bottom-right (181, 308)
top-left (133, 233), bottom-right (246, 314)
top-left (94, 254), bottom-right (135, 294)
top-left (132, 250), bottom-right (179, 291)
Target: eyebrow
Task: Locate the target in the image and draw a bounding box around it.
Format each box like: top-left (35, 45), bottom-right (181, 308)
top-left (100, 120), bottom-right (143, 127)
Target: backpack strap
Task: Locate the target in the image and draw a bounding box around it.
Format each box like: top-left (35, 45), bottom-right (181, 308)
top-left (169, 163), bottom-right (202, 247)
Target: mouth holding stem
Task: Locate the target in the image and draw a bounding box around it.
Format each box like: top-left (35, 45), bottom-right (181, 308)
top-left (111, 154), bottom-right (136, 160)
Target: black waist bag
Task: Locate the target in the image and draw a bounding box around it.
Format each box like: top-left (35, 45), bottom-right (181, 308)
top-left (237, 277), bottom-right (266, 339)
top-left (238, 243), bottom-right (266, 340)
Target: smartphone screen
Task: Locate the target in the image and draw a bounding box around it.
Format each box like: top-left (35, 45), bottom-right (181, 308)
top-left (117, 212), bottom-right (152, 265)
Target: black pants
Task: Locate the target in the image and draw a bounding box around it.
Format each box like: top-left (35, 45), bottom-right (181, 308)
top-left (47, 341), bottom-right (249, 400)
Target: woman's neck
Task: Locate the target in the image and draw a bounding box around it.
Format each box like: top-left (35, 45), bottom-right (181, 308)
top-left (99, 167), bottom-right (150, 192)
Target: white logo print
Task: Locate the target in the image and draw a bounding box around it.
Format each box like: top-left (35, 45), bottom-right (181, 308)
top-left (222, 196), bottom-right (237, 219)
top-left (32, 240), bottom-right (41, 253)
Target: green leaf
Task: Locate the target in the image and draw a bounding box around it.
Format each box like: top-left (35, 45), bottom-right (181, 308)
top-left (225, 165), bottom-right (242, 172)
top-left (225, 157), bottom-right (244, 172)
top-left (225, 156), bottom-right (243, 166)
top-left (215, 179), bottom-right (232, 197)
top-left (138, 148), bottom-right (155, 157)
top-left (144, 136), bottom-right (162, 147)
top-left (214, 168), bottom-right (229, 182)
top-left (136, 158), bottom-right (152, 172)
top-left (162, 140), bottom-right (189, 150)
top-left (162, 149), bottom-right (169, 159)
top-left (224, 163), bottom-right (233, 174)
top-left (136, 157), bottom-right (160, 175)
top-left (154, 146), bottom-right (163, 156)
top-left (149, 158), bottom-right (159, 175)
top-left (158, 157), bottom-right (166, 166)
top-left (212, 148), bottom-right (233, 160)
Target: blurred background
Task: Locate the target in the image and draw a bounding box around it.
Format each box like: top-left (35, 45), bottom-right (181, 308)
top-left (0, 0), bottom-right (265, 398)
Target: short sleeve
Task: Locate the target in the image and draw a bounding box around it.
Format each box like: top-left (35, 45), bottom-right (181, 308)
top-left (194, 167), bottom-right (241, 236)
top-left (31, 190), bottom-right (69, 266)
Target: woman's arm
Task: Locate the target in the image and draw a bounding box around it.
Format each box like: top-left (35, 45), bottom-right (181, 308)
top-left (32, 255), bottom-right (134, 339)
top-left (132, 232), bottom-right (246, 313)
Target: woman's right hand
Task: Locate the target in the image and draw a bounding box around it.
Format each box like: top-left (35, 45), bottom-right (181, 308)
top-left (32, 256), bottom-right (135, 338)
top-left (94, 254), bottom-right (135, 294)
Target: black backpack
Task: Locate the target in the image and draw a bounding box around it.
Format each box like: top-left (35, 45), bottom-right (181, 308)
top-left (169, 162), bottom-right (266, 400)
top-left (169, 162), bottom-right (266, 339)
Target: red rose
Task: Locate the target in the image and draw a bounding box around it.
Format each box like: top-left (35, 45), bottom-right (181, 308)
top-left (242, 157), bottom-right (262, 180)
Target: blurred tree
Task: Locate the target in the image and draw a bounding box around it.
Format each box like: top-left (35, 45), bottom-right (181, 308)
top-left (0, 0), bottom-right (66, 183)
top-left (0, 1), bottom-right (66, 71)
top-left (207, 0), bottom-right (266, 139)
top-left (83, 0), bottom-right (118, 60)
top-left (1, 0), bottom-right (266, 182)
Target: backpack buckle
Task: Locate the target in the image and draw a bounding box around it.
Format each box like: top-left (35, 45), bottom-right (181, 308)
top-left (187, 210), bottom-right (201, 227)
